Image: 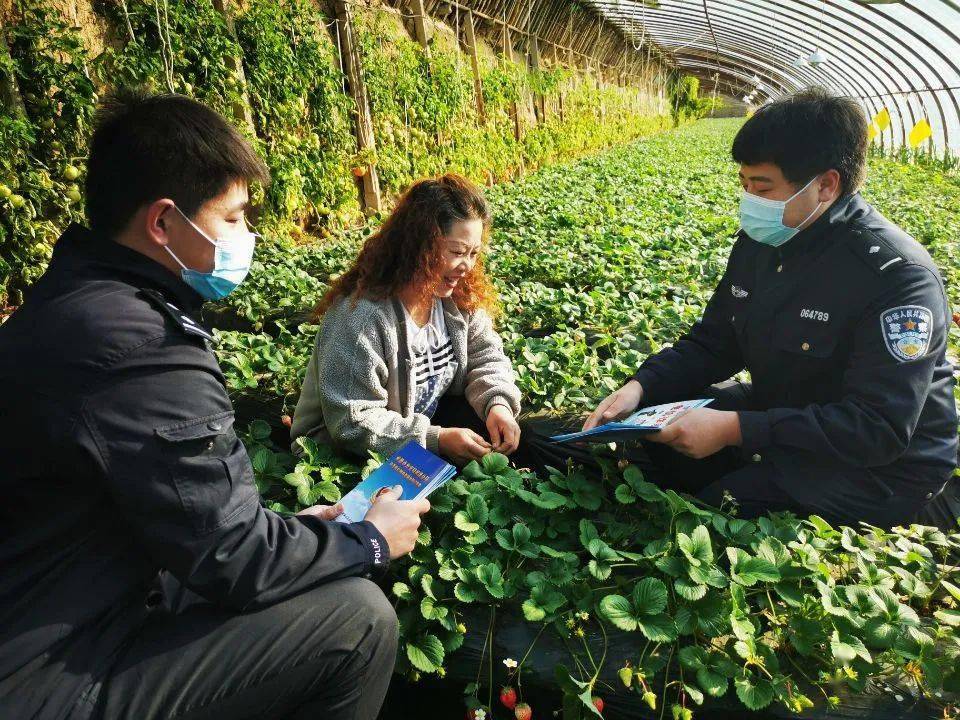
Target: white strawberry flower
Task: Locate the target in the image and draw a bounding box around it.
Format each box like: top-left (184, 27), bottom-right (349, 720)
top-left (503, 658), bottom-right (518, 669)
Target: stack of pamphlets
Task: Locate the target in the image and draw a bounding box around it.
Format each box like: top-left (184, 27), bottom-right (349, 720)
top-left (335, 440), bottom-right (457, 523)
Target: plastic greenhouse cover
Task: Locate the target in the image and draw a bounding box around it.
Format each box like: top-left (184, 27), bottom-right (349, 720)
top-left (589, 0), bottom-right (960, 152)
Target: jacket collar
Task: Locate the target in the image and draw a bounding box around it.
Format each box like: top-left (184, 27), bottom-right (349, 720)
top-left (51, 223), bottom-right (205, 311)
top-left (774, 192), bottom-right (867, 261)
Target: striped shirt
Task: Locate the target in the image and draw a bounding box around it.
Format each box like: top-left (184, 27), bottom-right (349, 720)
top-left (404, 298), bottom-right (455, 418)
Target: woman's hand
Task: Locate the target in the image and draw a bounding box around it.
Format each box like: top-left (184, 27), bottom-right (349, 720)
top-left (486, 405), bottom-right (521, 455)
top-left (438, 427), bottom-right (491, 465)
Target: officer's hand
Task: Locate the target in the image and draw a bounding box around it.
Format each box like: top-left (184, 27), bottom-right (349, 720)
top-left (364, 487), bottom-right (430, 559)
top-left (296, 502), bottom-right (344, 521)
top-left (646, 408), bottom-right (742, 459)
top-left (583, 380), bottom-right (644, 431)
top-left (439, 427), bottom-right (492, 466)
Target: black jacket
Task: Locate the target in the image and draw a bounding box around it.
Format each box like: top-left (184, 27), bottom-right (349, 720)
top-left (634, 193), bottom-right (958, 507)
top-left (0, 225), bottom-right (389, 720)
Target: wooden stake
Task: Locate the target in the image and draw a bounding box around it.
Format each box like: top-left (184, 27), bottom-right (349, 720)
top-left (332, 0), bottom-right (382, 212)
top-left (0, 18), bottom-right (27, 120)
top-left (462, 10), bottom-right (485, 122)
top-left (408, 0), bottom-right (431, 58)
top-left (503, 23), bottom-right (522, 142)
top-left (529, 33), bottom-right (544, 123)
top-left (211, 0), bottom-right (256, 135)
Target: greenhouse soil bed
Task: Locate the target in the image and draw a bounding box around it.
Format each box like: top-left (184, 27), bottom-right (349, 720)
top-left (380, 670), bottom-right (942, 720)
top-left (379, 604), bottom-right (946, 720)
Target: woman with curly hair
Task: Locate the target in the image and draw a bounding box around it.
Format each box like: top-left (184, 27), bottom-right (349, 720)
top-left (291, 174), bottom-right (522, 466)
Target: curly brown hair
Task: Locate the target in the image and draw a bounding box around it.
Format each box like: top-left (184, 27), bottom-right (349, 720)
top-left (315, 173), bottom-right (499, 318)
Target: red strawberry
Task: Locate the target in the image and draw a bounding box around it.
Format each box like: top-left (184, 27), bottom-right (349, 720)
top-left (953, 311), bottom-right (960, 329)
top-left (515, 702), bottom-right (532, 720)
top-left (500, 686), bottom-right (518, 710)
top-left (281, 414), bottom-right (292, 428)
top-left (592, 696), bottom-right (604, 714)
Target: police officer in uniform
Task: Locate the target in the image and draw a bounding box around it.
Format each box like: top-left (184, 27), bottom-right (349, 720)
top-left (584, 88), bottom-right (958, 528)
top-left (0, 90), bottom-right (428, 720)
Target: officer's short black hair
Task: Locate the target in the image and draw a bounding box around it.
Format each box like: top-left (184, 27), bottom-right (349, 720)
top-left (731, 87), bottom-right (868, 195)
top-left (85, 87), bottom-right (269, 239)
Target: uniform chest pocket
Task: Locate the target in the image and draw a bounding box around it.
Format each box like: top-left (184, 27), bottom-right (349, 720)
top-left (155, 411), bottom-right (257, 536)
top-left (772, 316), bottom-right (842, 359)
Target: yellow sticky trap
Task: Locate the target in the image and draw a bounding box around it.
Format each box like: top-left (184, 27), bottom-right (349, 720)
top-left (908, 119), bottom-right (933, 148)
top-left (874, 108), bottom-right (890, 131)
top-left (867, 124), bottom-right (878, 141)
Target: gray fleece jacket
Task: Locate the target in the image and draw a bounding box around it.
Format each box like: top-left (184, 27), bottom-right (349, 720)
top-left (291, 295), bottom-right (522, 457)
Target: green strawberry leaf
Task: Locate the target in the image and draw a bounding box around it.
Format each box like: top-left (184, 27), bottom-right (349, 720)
top-left (637, 613), bottom-right (677, 642)
top-left (734, 674), bottom-right (774, 711)
top-left (406, 633), bottom-right (445, 672)
top-left (632, 577), bottom-right (669, 615)
top-left (599, 594), bottom-right (639, 631)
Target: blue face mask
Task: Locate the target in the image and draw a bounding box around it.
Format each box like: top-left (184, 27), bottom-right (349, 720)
top-left (164, 206), bottom-right (257, 301)
top-left (739, 175), bottom-right (822, 247)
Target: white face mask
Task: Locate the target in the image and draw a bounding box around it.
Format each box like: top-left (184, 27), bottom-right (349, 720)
top-left (739, 175), bottom-right (822, 247)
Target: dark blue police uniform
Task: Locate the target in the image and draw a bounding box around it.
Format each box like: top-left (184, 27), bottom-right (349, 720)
top-left (0, 225), bottom-right (396, 720)
top-left (633, 193), bottom-right (958, 526)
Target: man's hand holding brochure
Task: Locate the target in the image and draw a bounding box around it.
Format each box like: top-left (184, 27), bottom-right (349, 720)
top-left (551, 399), bottom-right (714, 443)
top-left (580, 379), bottom-right (744, 459)
top-left (332, 440), bottom-right (456, 559)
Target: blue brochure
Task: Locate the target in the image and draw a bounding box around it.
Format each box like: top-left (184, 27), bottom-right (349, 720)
top-left (549, 399), bottom-right (714, 444)
top-left (336, 440), bottom-right (457, 523)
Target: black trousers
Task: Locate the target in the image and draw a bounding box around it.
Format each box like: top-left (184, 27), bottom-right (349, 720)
top-left (88, 576), bottom-right (398, 720)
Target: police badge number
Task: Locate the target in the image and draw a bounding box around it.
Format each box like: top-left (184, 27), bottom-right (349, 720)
top-left (881, 305), bottom-right (932, 362)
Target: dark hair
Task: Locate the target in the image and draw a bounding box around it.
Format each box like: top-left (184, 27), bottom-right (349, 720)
top-left (315, 173), bottom-right (497, 317)
top-left (731, 87), bottom-right (868, 195)
top-left (85, 87), bottom-right (269, 239)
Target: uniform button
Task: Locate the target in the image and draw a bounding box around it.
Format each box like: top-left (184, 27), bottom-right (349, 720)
top-left (207, 421), bottom-right (223, 431)
top-left (752, 453), bottom-right (762, 463)
top-left (926, 492), bottom-right (933, 500)
top-left (776, 264), bottom-right (783, 273)
top-left (801, 342), bottom-right (810, 351)
top-left (145, 590), bottom-right (164, 609)
top-left (731, 315), bottom-right (736, 322)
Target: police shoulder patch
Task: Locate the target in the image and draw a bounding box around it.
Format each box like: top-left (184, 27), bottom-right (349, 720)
top-left (880, 305), bottom-right (931, 362)
top-left (139, 289), bottom-right (214, 343)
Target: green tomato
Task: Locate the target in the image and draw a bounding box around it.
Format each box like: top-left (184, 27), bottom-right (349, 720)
top-left (9, 194), bottom-right (26, 209)
top-left (66, 185), bottom-right (82, 203)
top-left (0, 184), bottom-right (10, 199)
top-left (63, 165), bottom-right (80, 181)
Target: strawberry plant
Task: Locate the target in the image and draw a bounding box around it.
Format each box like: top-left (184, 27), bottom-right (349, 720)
top-left (213, 119), bottom-right (958, 716)
top-left (2, 4), bottom-right (958, 707)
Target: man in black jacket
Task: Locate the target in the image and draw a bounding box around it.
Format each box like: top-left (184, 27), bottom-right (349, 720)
top-left (585, 88), bottom-right (958, 528)
top-left (0, 89), bottom-right (428, 720)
